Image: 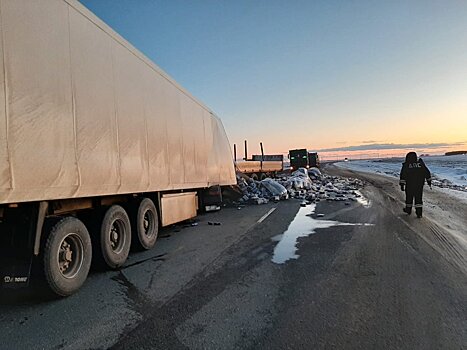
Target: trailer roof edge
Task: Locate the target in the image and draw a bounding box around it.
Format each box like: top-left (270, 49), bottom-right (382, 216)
top-left (64, 0), bottom-right (217, 117)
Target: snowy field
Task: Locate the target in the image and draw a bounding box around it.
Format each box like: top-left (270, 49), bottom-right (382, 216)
top-left (336, 154), bottom-right (467, 190)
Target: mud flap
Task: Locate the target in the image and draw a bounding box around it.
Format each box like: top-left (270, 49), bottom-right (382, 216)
top-left (0, 204), bottom-right (37, 289)
top-left (199, 185), bottom-right (222, 212)
top-left (0, 255), bottom-right (33, 289)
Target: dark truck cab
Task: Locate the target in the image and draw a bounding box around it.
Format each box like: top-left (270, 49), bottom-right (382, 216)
top-left (288, 149), bottom-right (320, 171)
top-left (289, 149), bottom-right (308, 171)
top-left (308, 152), bottom-right (320, 168)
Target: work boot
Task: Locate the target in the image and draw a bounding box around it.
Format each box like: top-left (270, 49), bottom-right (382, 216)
top-left (403, 207), bottom-right (412, 215)
top-left (416, 208), bottom-right (422, 218)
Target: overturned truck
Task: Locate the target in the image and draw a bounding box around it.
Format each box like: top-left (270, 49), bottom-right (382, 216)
top-left (0, 0), bottom-right (235, 296)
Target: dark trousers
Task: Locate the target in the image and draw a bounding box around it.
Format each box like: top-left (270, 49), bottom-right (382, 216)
top-left (405, 185), bottom-right (423, 216)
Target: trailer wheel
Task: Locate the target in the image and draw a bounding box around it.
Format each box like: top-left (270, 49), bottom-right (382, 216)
top-left (100, 205), bottom-right (131, 268)
top-left (43, 217), bottom-right (92, 297)
top-left (134, 198), bottom-right (159, 250)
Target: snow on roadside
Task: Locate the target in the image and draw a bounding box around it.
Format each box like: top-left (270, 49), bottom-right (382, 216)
top-left (336, 154), bottom-right (467, 203)
top-left (434, 186), bottom-right (467, 204)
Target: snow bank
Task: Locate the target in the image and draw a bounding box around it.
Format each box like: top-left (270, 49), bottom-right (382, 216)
top-left (336, 154), bottom-right (467, 192)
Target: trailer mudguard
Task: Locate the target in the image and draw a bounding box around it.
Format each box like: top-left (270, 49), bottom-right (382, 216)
top-left (0, 205), bottom-right (37, 289)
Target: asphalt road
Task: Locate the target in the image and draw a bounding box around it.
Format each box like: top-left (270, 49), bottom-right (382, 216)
top-left (0, 167), bottom-right (466, 349)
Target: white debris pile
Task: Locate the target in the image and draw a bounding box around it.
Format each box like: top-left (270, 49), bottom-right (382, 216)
top-left (317, 176), bottom-right (364, 202)
top-left (261, 178), bottom-right (288, 199)
top-left (285, 168), bottom-right (313, 190)
top-left (278, 167), bottom-right (364, 203)
top-left (236, 175), bottom-right (287, 205)
top-left (308, 167), bottom-right (322, 179)
top-left (234, 168), bottom-right (364, 205)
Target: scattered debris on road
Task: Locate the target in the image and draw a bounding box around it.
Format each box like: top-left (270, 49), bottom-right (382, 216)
top-left (227, 167), bottom-right (365, 206)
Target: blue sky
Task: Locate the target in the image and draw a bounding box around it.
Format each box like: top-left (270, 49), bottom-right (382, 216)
top-left (80, 0), bottom-right (467, 156)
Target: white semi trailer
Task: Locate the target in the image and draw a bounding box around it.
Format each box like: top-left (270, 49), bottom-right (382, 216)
top-left (0, 0), bottom-right (236, 296)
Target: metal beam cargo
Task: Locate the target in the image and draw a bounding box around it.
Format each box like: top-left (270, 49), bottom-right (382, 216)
top-left (233, 141), bottom-right (284, 180)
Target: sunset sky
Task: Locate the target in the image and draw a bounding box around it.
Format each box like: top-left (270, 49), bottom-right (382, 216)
top-left (80, 0), bottom-right (467, 158)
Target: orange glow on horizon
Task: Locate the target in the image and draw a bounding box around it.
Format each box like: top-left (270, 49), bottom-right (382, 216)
top-left (230, 140), bottom-right (467, 161)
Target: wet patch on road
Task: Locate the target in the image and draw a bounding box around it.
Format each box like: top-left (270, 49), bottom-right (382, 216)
top-left (121, 253), bottom-right (167, 270)
top-left (271, 204), bottom-right (374, 264)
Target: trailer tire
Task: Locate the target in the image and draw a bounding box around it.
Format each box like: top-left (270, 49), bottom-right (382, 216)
top-left (43, 217), bottom-right (92, 297)
top-left (100, 205), bottom-right (131, 269)
top-left (134, 198), bottom-right (159, 250)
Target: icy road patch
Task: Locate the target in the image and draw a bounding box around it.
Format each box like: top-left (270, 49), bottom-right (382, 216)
top-left (271, 203), bottom-right (373, 264)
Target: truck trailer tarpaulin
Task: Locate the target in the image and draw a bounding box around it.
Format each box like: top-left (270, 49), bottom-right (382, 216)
top-left (0, 0), bottom-right (235, 296)
top-left (0, 0), bottom-right (236, 204)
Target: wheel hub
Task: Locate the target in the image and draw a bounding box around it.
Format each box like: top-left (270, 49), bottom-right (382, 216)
top-left (65, 249), bottom-right (72, 262)
top-left (144, 212), bottom-right (150, 233)
top-left (111, 228), bottom-right (119, 245)
top-left (143, 211), bottom-right (154, 236)
top-left (109, 220), bottom-right (125, 253)
top-left (57, 233), bottom-right (84, 279)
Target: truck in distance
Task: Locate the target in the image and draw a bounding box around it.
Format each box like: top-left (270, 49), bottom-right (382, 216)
top-left (288, 149), bottom-right (320, 171)
top-left (289, 149), bottom-right (308, 171)
top-left (308, 152), bottom-right (320, 168)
